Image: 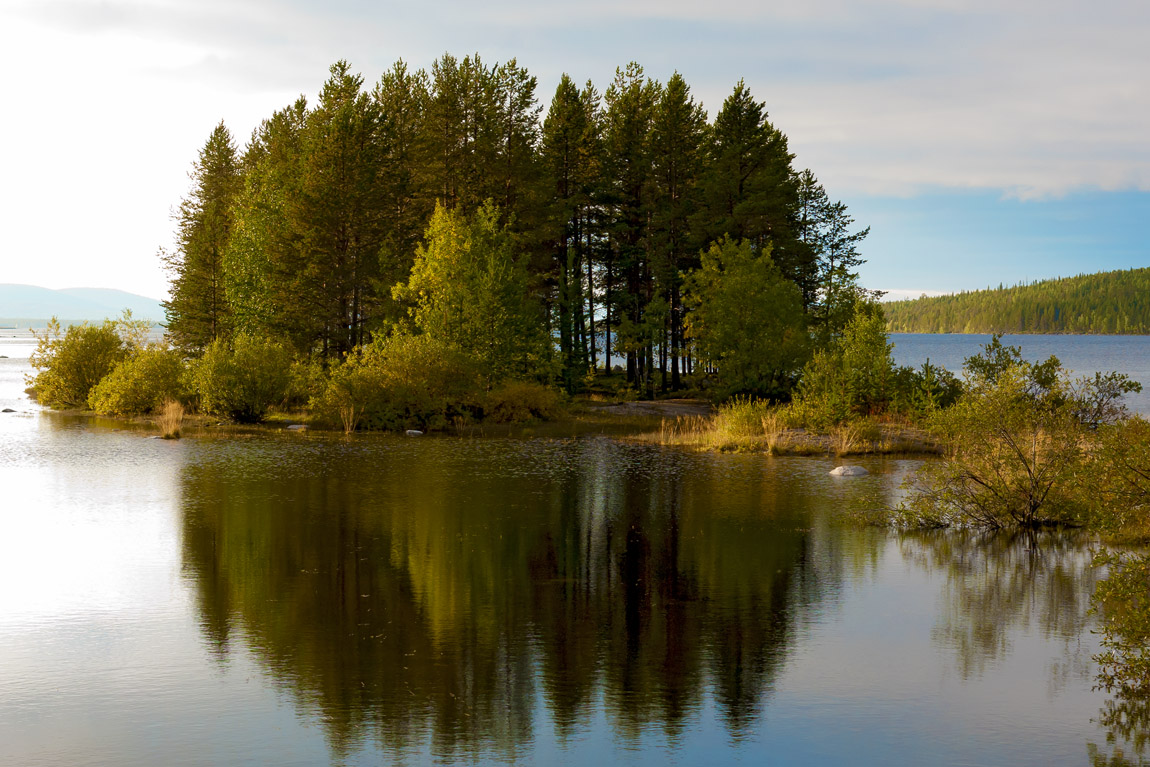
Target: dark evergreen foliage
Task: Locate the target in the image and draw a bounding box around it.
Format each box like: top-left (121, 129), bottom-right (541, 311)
top-left (163, 58), bottom-right (872, 399)
top-left (886, 269), bottom-right (1150, 335)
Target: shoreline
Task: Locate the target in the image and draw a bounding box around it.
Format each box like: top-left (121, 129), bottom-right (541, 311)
top-left (24, 397), bottom-right (943, 458)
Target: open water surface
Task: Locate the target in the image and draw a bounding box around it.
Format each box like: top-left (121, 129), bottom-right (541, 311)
top-left (892, 333), bottom-right (1150, 414)
top-left (1, 333), bottom-right (1147, 765)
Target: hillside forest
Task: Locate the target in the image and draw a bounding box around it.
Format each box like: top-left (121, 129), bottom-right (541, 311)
top-left (884, 268), bottom-right (1150, 335)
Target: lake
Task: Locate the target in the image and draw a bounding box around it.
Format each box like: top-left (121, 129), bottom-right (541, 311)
top-left (0, 333), bottom-right (1146, 766)
top-left (891, 332), bottom-right (1150, 415)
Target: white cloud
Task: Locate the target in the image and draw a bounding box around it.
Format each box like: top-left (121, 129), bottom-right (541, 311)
top-left (1, 0), bottom-right (1146, 295)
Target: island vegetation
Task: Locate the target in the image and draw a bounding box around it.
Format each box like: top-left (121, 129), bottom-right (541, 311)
top-left (30, 57), bottom-right (893, 429)
top-left (23, 58), bottom-right (1150, 543)
top-left (885, 267), bottom-right (1150, 334)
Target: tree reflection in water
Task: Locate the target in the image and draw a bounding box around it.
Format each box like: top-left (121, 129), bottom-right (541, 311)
top-left (1090, 551), bottom-right (1150, 766)
top-left (177, 438), bottom-right (842, 760)
top-left (899, 528), bottom-right (1099, 681)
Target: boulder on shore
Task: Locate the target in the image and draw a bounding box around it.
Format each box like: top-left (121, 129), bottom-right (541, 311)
top-left (829, 465), bottom-right (868, 477)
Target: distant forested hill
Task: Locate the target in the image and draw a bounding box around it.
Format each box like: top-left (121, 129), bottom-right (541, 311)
top-left (884, 268), bottom-right (1150, 334)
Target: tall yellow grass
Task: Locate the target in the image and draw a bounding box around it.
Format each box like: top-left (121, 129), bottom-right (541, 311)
top-left (158, 399), bottom-right (184, 440)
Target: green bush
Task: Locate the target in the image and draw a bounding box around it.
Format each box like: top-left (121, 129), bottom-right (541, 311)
top-left (29, 318), bottom-right (128, 408)
top-left (311, 332), bottom-right (483, 432)
top-left (891, 360), bottom-right (963, 418)
top-left (187, 333), bottom-right (292, 422)
top-left (284, 356), bottom-right (329, 410)
top-left (794, 303), bottom-right (897, 427)
top-left (684, 238), bottom-right (810, 399)
top-left (483, 381), bottom-right (562, 423)
top-left (88, 345), bottom-right (186, 415)
top-left (900, 339), bottom-right (1141, 529)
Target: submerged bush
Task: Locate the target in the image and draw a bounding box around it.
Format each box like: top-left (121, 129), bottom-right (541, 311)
top-left (900, 337), bottom-right (1141, 529)
top-left (311, 332), bottom-right (483, 432)
top-left (187, 333), bottom-right (292, 422)
top-left (88, 345), bottom-right (186, 415)
top-left (483, 381), bottom-right (562, 423)
top-left (28, 318), bottom-right (129, 408)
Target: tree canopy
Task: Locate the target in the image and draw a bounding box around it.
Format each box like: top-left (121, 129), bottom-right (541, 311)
top-left (162, 57), bottom-right (872, 400)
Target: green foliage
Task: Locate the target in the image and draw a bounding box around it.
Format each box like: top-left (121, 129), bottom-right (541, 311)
top-left (890, 360), bottom-right (964, 418)
top-left (885, 267), bottom-right (1150, 334)
top-left (793, 304), bottom-right (894, 427)
top-left (685, 238), bottom-right (809, 399)
top-left (88, 346), bottom-right (186, 415)
top-left (284, 356), bottom-right (330, 411)
top-left (900, 337), bottom-right (1141, 528)
top-left (163, 122), bottom-right (241, 351)
top-left (1080, 417), bottom-right (1150, 534)
top-left (186, 333), bottom-right (292, 422)
top-left (165, 59), bottom-right (873, 402)
top-left (310, 332), bottom-right (483, 432)
top-left (483, 381), bottom-right (563, 423)
top-left (29, 318), bottom-right (129, 409)
top-left (394, 202), bottom-right (549, 385)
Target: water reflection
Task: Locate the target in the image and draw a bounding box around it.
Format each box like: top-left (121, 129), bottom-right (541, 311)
top-left (900, 529), bottom-right (1099, 681)
top-left (178, 438), bottom-right (840, 759)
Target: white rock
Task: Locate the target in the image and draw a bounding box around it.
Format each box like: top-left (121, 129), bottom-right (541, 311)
top-left (405, 429), bottom-right (424, 437)
top-left (829, 465), bottom-right (868, 477)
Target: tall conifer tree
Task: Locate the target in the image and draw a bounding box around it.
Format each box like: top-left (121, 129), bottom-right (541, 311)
top-left (163, 122), bottom-right (241, 351)
top-left (650, 73), bottom-right (706, 390)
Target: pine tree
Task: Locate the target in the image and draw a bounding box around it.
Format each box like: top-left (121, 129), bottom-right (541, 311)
top-left (290, 61), bottom-right (392, 354)
top-left (650, 72), bottom-right (706, 391)
top-left (374, 60), bottom-right (434, 294)
top-left (602, 62), bottom-right (659, 389)
top-left (163, 121), bottom-right (241, 351)
top-left (694, 81), bottom-right (805, 285)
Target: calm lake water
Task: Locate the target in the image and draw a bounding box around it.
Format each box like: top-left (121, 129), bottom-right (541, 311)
top-left (1, 333), bottom-right (1147, 766)
top-left (891, 333), bottom-right (1150, 415)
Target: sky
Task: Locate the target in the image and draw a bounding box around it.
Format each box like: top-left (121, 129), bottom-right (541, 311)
top-left (0, 0), bottom-right (1146, 301)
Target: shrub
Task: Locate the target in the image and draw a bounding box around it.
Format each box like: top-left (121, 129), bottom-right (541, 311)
top-left (684, 238), bottom-right (810, 399)
top-left (187, 333), bottom-right (292, 422)
top-left (310, 332), bottom-right (483, 431)
top-left (794, 304), bottom-right (893, 426)
top-left (284, 356), bottom-right (329, 410)
top-left (891, 360), bottom-right (963, 418)
top-left (483, 381), bottom-right (562, 423)
top-left (900, 338), bottom-right (1141, 529)
top-left (88, 345), bottom-right (186, 415)
top-left (28, 318), bottom-right (128, 408)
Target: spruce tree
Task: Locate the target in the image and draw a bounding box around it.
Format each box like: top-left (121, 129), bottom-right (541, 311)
top-left (163, 122), bottom-right (241, 351)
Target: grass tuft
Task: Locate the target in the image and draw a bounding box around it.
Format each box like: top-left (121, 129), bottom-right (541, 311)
top-left (158, 399), bottom-right (184, 439)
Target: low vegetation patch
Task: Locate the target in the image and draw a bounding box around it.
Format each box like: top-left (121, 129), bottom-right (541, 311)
top-left (896, 337), bottom-right (1142, 530)
top-left (186, 333), bottom-right (292, 423)
top-left (157, 399), bottom-right (185, 439)
top-left (89, 345), bottom-right (185, 415)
